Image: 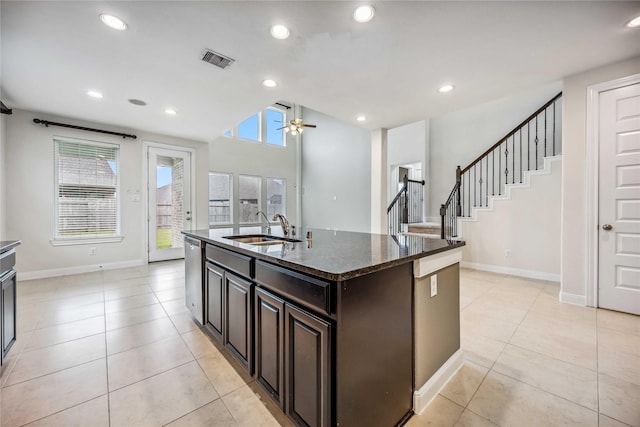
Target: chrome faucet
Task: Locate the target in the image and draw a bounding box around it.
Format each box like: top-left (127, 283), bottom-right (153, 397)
top-left (273, 214), bottom-right (290, 237)
top-left (256, 210), bottom-right (271, 234)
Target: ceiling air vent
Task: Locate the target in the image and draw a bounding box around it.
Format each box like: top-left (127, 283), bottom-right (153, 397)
top-left (201, 49), bottom-right (235, 69)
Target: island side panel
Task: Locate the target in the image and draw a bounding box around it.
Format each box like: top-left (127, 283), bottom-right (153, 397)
top-left (335, 262), bottom-right (413, 427)
top-left (414, 263), bottom-right (460, 387)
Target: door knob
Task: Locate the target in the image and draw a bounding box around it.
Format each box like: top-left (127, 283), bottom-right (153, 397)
top-left (602, 224), bottom-right (613, 231)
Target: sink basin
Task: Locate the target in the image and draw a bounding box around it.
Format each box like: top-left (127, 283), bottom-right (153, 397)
top-left (223, 234), bottom-right (302, 245)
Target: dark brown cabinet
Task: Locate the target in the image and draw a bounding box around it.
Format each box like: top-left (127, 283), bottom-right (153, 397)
top-left (255, 287), bottom-right (285, 408)
top-left (205, 262), bottom-right (224, 340)
top-left (255, 287), bottom-right (331, 427)
top-left (285, 303), bottom-right (331, 427)
top-left (1, 269), bottom-right (16, 362)
top-left (204, 244), bottom-right (255, 374)
top-left (224, 271), bottom-right (253, 372)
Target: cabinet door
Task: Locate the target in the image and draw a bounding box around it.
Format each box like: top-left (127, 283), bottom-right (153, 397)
top-left (1, 270), bottom-right (17, 359)
top-left (205, 262), bottom-right (224, 341)
top-left (285, 304), bottom-right (331, 427)
top-left (225, 272), bottom-right (253, 373)
top-left (255, 287), bottom-right (285, 409)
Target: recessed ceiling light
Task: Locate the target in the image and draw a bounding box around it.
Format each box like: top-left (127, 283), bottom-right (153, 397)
top-left (438, 84), bottom-right (455, 93)
top-left (165, 109), bottom-right (177, 115)
top-left (87, 90), bottom-right (103, 99)
top-left (356, 115), bottom-right (367, 122)
top-left (100, 14), bottom-right (127, 31)
top-left (262, 79), bottom-right (278, 88)
top-left (128, 99), bottom-right (147, 106)
top-left (270, 24), bottom-right (290, 39)
top-left (353, 5), bottom-right (375, 23)
top-left (627, 15), bottom-right (640, 28)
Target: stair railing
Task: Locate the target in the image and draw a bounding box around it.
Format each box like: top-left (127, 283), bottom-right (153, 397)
top-left (387, 175), bottom-right (425, 235)
top-left (440, 92), bottom-right (563, 240)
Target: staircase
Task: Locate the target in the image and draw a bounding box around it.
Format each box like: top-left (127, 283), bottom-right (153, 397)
top-left (387, 175), bottom-right (425, 235)
top-left (440, 92), bottom-right (563, 240)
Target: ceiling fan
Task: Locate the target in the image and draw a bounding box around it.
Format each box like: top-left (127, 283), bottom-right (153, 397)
top-left (278, 118), bottom-right (316, 135)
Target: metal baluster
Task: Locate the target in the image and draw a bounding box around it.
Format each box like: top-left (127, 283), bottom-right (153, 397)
top-left (519, 130), bottom-right (523, 183)
top-left (512, 135), bottom-right (515, 184)
top-left (504, 140), bottom-right (509, 189)
top-left (474, 166), bottom-right (477, 207)
top-left (544, 107), bottom-right (547, 157)
top-left (498, 142), bottom-right (502, 195)
top-left (466, 172), bottom-right (470, 216)
top-left (479, 160), bottom-right (483, 207)
top-left (492, 149), bottom-right (495, 196)
top-left (485, 157), bottom-right (489, 206)
top-left (533, 116), bottom-right (540, 170)
top-left (553, 100), bottom-right (556, 155)
top-left (527, 122), bottom-right (530, 171)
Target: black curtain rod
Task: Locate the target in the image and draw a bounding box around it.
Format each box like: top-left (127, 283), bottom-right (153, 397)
top-left (33, 118), bottom-right (137, 139)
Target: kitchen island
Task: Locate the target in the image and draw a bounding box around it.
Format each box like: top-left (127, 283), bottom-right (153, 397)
top-left (1, 240), bottom-right (20, 367)
top-left (182, 228), bottom-right (464, 427)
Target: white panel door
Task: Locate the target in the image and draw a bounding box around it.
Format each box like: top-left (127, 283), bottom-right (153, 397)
top-left (148, 146), bottom-right (193, 262)
top-left (598, 83), bottom-right (640, 315)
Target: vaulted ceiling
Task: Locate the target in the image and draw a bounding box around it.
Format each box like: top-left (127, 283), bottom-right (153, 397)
top-left (2, 1), bottom-right (639, 142)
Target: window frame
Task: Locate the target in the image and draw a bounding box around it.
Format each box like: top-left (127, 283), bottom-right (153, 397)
top-left (51, 137), bottom-right (123, 246)
top-left (237, 112), bottom-right (262, 143)
top-left (238, 174), bottom-right (262, 225)
top-left (264, 106), bottom-right (287, 147)
top-left (208, 171), bottom-right (233, 227)
top-left (266, 177), bottom-right (286, 218)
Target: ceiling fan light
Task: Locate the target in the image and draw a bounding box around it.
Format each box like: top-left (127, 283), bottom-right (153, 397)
top-left (291, 129), bottom-right (298, 136)
top-left (298, 127), bottom-right (304, 133)
top-left (284, 127), bottom-right (290, 133)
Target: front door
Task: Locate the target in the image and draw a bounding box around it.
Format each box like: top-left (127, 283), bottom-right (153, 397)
top-left (598, 82), bottom-right (640, 315)
top-left (148, 146), bottom-right (193, 262)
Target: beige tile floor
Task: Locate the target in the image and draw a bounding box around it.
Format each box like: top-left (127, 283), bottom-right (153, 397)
top-left (0, 263), bottom-right (638, 426)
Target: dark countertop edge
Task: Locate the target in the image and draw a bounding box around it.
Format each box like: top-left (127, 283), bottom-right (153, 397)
top-left (0, 240), bottom-right (22, 254)
top-left (182, 231), bottom-right (465, 281)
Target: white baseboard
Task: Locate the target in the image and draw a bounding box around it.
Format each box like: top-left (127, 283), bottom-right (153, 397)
top-left (414, 349), bottom-right (463, 414)
top-left (18, 259), bottom-right (146, 281)
top-left (461, 261), bottom-right (560, 282)
top-left (559, 291), bottom-right (587, 306)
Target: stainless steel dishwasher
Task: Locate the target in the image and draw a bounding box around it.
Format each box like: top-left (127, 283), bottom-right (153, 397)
top-left (184, 236), bottom-right (204, 325)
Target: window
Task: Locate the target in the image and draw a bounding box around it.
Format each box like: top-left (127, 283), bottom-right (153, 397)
top-left (238, 113), bottom-right (260, 142)
top-left (54, 139), bottom-right (119, 241)
top-left (209, 172), bottom-right (232, 225)
top-left (265, 108), bottom-right (285, 146)
top-left (238, 175), bottom-right (260, 223)
top-left (223, 129), bottom-right (232, 137)
top-left (267, 178), bottom-right (286, 217)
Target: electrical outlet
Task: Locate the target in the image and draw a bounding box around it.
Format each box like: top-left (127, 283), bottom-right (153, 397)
top-left (430, 274), bottom-right (438, 297)
top-left (505, 249), bottom-right (512, 257)
top-left (90, 247), bottom-right (97, 256)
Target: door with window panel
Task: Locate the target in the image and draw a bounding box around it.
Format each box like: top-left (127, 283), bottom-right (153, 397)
top-left (148, 146), bottom-right (193, 262)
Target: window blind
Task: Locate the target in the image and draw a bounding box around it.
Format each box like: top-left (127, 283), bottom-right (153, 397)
top-left (54, 140), bottom-right (119, 239)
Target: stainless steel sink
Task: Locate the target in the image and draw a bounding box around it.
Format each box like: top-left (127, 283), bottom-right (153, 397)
top-left (223, 234), bottom-right (302, 245)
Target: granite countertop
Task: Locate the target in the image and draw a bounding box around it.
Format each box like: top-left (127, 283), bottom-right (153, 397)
top-left (183, 228), bottom-right (464, 281)
top-left (0, 240), bottom-right (21, 254)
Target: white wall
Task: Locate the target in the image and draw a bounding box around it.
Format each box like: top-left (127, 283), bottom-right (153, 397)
top-left (429, 81), bottom-right (563, 219)
top-left (561, 56), bottom-right (640, 302)
top-left (461, 158), bottom-right (562, 280)
top-left (209, 132), bottom-right (298, 228)
top-left (5, 109), bottom-right (208, 277)
top-left (301, 107), bottom-right (371, 232)
top-left (387, 119), bottom-right (430, 219)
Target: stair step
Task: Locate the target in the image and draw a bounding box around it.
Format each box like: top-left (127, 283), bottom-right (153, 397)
top-left (408, 223), bottom-right (441, 235)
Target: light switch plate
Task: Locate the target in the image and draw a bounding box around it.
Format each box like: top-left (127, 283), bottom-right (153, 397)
top-left (430, 275), bottom-right (437, 297)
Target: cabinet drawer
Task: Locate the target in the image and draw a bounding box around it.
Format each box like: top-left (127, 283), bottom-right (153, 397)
top-left (255, 261), bottom-right (333, 316)
top-left (206, 244), bottom-right (254, 279)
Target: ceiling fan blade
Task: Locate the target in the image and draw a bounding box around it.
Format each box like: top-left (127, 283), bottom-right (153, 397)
top-left (301, 124), bottom-right (317, 128)
top-left (276, 126), bottom-right (285, 130)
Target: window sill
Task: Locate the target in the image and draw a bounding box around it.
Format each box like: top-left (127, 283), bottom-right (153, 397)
top-left (50, 235), bottom-right (124, 246)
